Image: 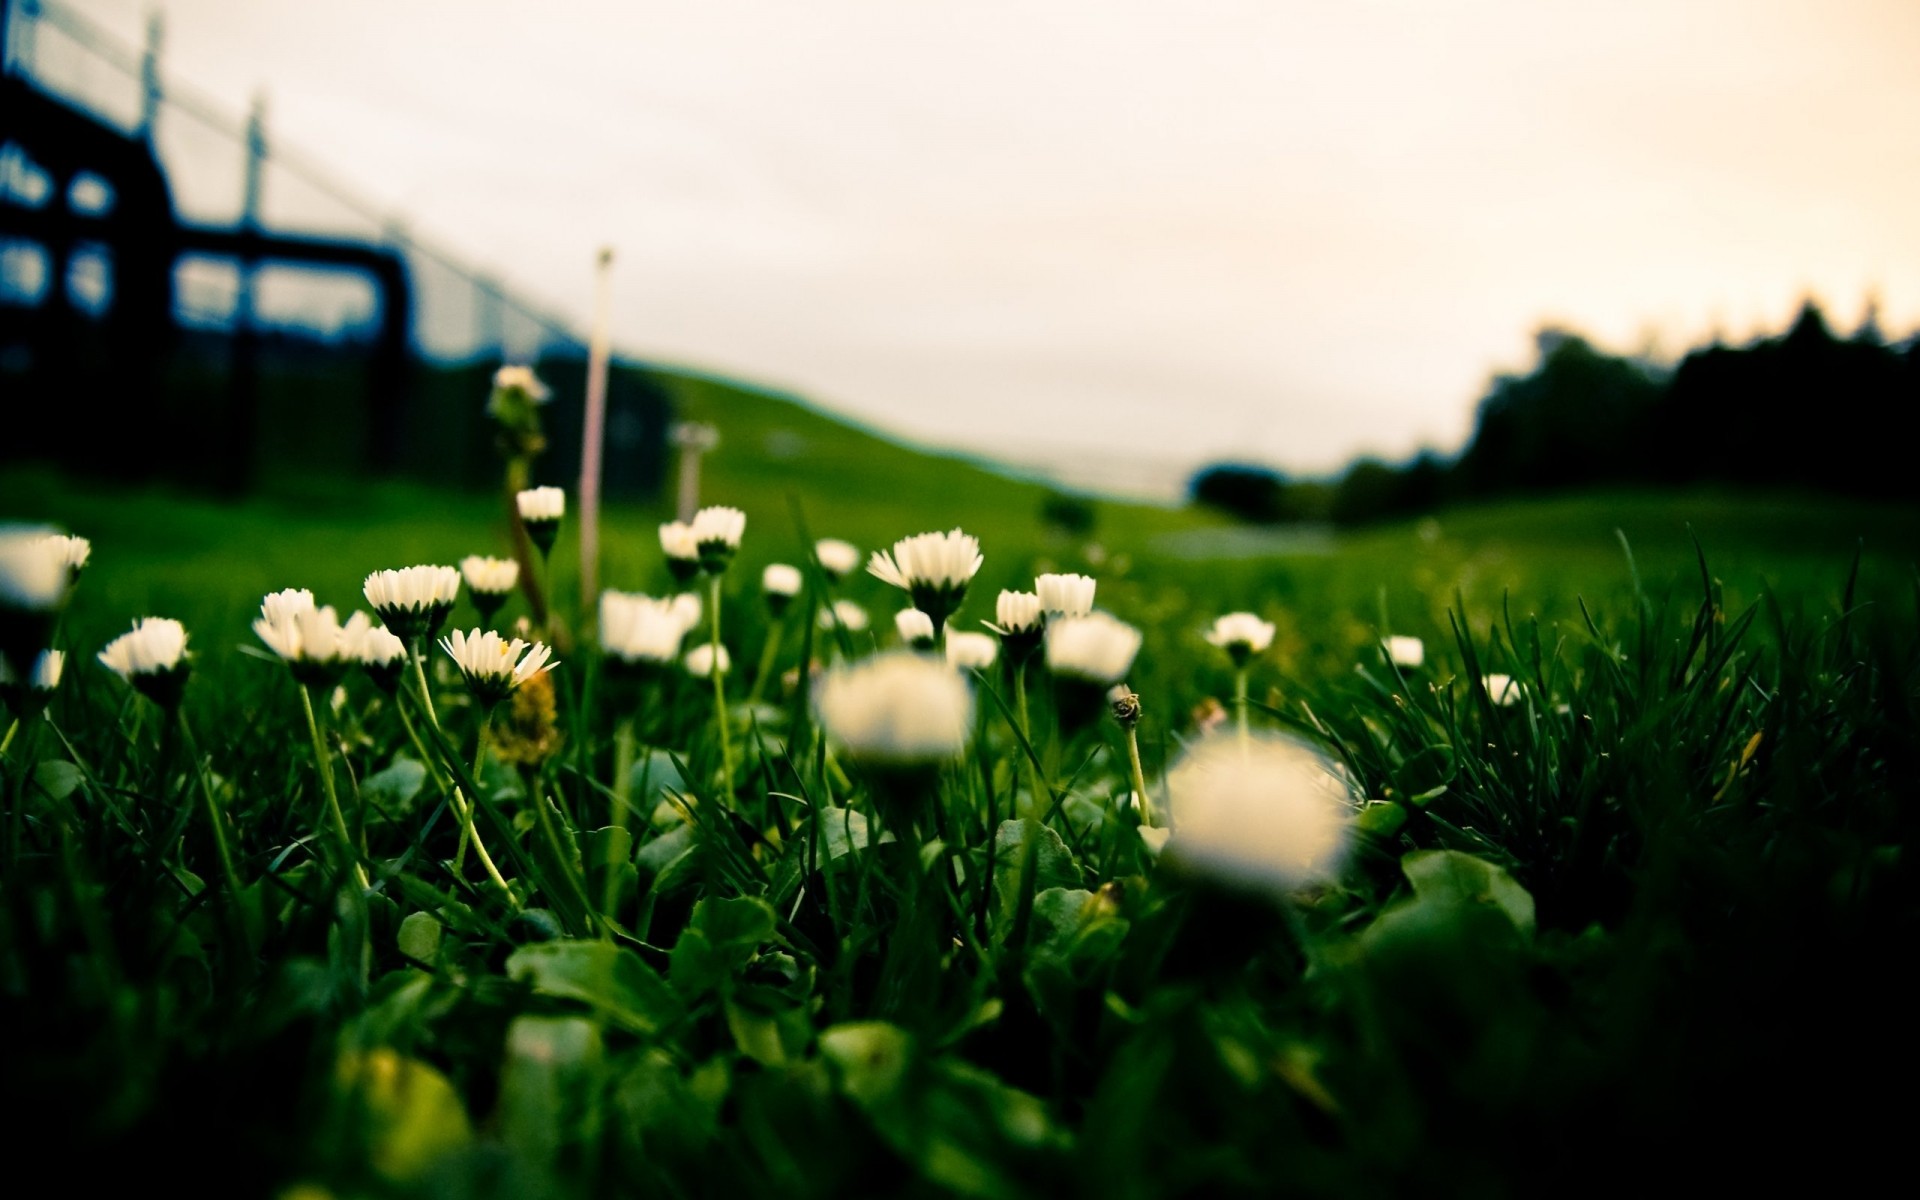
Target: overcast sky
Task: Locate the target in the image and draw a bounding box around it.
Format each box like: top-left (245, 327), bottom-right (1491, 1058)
top-left (43, 0), bottom-right (1920, 493)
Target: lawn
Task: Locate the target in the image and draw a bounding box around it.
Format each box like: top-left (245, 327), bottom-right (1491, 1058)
top-left (3, 438), bottom-right (1918, 1196)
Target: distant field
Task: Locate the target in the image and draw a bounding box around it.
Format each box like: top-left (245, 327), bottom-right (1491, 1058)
top-left (5, 445), bottom-right (1914, 703)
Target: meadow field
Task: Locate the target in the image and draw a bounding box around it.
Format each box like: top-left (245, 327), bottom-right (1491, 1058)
top-left (3, 403), bottom-right (1917, 1196)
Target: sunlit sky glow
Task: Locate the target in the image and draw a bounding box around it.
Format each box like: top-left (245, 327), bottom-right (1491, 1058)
top-left (68, 0), bottom-right (1920, 494)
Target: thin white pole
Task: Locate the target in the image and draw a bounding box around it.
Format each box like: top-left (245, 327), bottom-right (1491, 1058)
top-left (579, 247), bottom-right (614, 609)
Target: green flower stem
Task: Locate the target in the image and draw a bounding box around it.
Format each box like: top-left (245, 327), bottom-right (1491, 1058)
top-left (1234, 667), bottom-right (1250, 747)
top-left (457, 709), bottom-right (515, 904)
top-left (1125, 722), bottom-right (1154, 828)
top-left (177, 710), bottom-right (254, 959)
top-left (1013, 665), bottom-right (1032, 745)
top-left (0, 716), bottom-right (19, 758)
top-left (708, 574), bottom-right (735, 799)
top-left (298, 684), bottom-right (368, 890)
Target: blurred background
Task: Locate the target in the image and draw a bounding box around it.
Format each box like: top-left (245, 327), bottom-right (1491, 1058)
top-left (3, 0), bottom-right (1918, 528)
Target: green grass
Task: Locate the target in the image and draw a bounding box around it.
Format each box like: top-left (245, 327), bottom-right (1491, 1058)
top-left (5, 434), bottom-right (1920, 1196)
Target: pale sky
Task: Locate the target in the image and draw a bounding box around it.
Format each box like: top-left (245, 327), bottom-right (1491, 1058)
top-left (42, 1), bottom-right (1920, 495)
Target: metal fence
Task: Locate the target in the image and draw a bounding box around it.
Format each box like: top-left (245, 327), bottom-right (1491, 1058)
top-left (1, 0), bottom-right (668, 495)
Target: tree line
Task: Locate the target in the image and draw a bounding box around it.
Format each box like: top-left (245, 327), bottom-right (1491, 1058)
top-left (1192, 301), bottom-right (1920, 525)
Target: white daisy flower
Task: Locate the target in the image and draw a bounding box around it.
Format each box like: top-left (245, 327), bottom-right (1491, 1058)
top-left (1483, 673), bottom-right (1523, 707)
top-left (762, 563), bottom-right (802, 615)
top-left (815, 651), bottom-right (973, 766)
top-left (945, 631), bottom-right (998, 671)
top-left (364, 565), bottom-right (462, 642)
top-left (1162, 731), bottom-right (1353, 893)
top-left (516, 487), bottom-right (565, 523)
top-left (866, 529), bottom-right (982, 633)
top-left (1205, 612), bottom-right (1276, 667)
top-left (440, 627), bottom-right (556, 706)
top-left (990, 590), bottom-right (1042, 634)
top-left (461, 555), bottom-right (519, 597)
top-left (659, 521), bottom-right (701, 583)
top-left (40, 534), bottom-right (90, 580)
top-left (254, 591), bottom-right (348, 682)
top-left (821, 599), bottom-right (869, 633)
top-left (691, 505), bottom-right (746, 573)
top-left (1045, 611), bottom-right (1143, 685)
top-left (340, 612), bottom-right (407, 690)
top-left (1383, 636), bottom-right (1425, 668)
top-left (492, 364), bottom-right (551, 403)
top-left (895, 608), bottom-right (936, 650)
top-left (260, 587), bottom-right (316, 627)
top-left (1035, 572), bottom-right (1097, 618)
top-left (99, 617), bottom-right (191, 707)
top-left (0, 648), bottom-right (63, 712)
top-left (461, 555), bottom-right (520, 621)
top-left (516, 487), bottom-right (565, 555)
top-left (814, 538), bottom-right (860, 582)
top-left (684, 643), bottom-right (731, 678)
top-left (0, 526), bottom-right (70, 658)
top-left (600, 591), bottom-right (690, 667)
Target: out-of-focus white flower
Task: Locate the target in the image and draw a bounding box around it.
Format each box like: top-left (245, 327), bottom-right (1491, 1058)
top-left (1205, 612), bottom-right (1275, 666)
top-left (1035, 573), bottom-right (1097, 618)
top-left (260, 587), bottom-right (315, 627)
top-left (440, 627), bottom-right (555, 705)
top-left (1483, 673), bottom-right (1522, 707)
top-left (462, 555), bottom-right (520, 597)
top-left (99, 617), bottom-right (188, 678)
top-left (0, 527), bottom-right (68, 612)
top-left (492, 364), bottom-right (551, 403)
top-left (1162, 731), bottom-right (1352, 893)
top-left (600, 591), bottom-right (690, 666)
top-left (945, 631), bottom-right (998, 671)
top-left (867, 529), bottom-right (982, 630)
top-left (1046, 611), bottom-right (1143, 685)
top-left (991, 590), bottom-right (1043, 635)
top-left (516, 487), bottom-right (565, 523)
top-left (684, 643), bottom-right (731, 677)
top-left (340, 612), bottom-right (407, 689)
top-left (762, 563), bottom-right (802, 597)
top-left (815, 538), bottom-right (860, 581)
top-left (816, 651), bottom-right (973, 765)
top-left (1383, 635), bottom-right (1425, 668)
top-left (364, 565), bottom-right (462, 641)
top-left (40, 534), bottom-right (90, 579)
top-left (669, 591), bottom-right (703, 633)
top-left (762, 564), bottom-right (802, 615)
top-left (821, 599), bottom-right (869, 633)
top-left (895, 608), bottom-right (936, 649)
top-left (0, 648), bottom-right (64, 702)
top-left (660, 521), bottom-right (699, 562)
top-left (691, 506), bottom-right (746, 573)
top-left (100, 618), bottom-right (191, 706)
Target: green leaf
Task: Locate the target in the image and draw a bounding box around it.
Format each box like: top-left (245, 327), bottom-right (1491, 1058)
top-left (362, 757), bottom-right (427, 810)
top-left (1401, 849), bottom-right (1536, 939)
top-left (506, 939), bottom-right (682, 1034)
top-left (1357, 801), bottom-right (1410, 837)
top-left (1391, 744), bottom-right (1455, 807)
top-left (991, 819), bottom-right (1080, 935)
top-left (815, 805), bottom-right (877, 861)
top-left (670, 896), bottom-right (778, 998)
top-left (31, 759), bottom-right (82, 802)
top-left (396, 911), bottom-right (442, 965)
